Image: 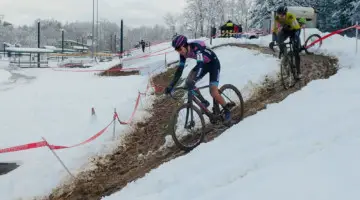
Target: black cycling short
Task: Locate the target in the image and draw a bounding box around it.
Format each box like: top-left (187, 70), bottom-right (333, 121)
top-left (188, 57), bottom-right (221, 87)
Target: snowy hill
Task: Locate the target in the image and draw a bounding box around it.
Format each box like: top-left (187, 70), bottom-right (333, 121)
top-left (101, 29), bottom-right (360, 200)
top-left (0, 44), bottom-right (172, 199)
top-left (0, 36), bottom-right (280, 199)
top-left (0, 27), bottom-right (359, 200)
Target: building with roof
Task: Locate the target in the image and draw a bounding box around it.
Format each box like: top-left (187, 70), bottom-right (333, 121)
top-left (56, 40), bottom-right (89, 52)
top-left (5, 47), bottom-right (53, 68)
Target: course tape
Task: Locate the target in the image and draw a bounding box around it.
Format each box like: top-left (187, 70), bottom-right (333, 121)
top-left (0, 119), bottom-right (114, 154)
top-left (0, 68), bottom-right (164, 154)
top-left (305, 25), bottom-right (359, 49)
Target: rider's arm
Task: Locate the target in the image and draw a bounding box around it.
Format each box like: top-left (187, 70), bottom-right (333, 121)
top-left (272, 16), bottom-right (279, 34)
top-left (193, 50), bottom-right (205, 81)
top-left (287, 13), bottom-right (300, 30)
top-left (169, 55), bottom-right (186, 87)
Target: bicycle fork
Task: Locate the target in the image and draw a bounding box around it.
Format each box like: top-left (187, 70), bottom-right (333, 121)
top-left (184, 90), bottom-right (196, 129)
top-left (184, 107), bottom-right (195, 129)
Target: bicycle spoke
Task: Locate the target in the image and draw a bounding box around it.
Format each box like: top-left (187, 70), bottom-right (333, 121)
top-left (171, 104), bottom-right (205, 151)
top-left (219, 84), bottom-right (244, 122)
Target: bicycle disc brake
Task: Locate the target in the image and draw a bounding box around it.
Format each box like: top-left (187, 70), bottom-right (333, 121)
top-left (185, 120), bottom-right (195, 129)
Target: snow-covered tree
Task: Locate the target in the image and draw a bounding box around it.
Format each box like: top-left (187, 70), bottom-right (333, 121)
top-left (163, 13), bottom-right (178, 37)
top-left (248, 0), bottom-right (277, 29)
top-left (0, 18), bottom-right (170, 52)
top-left (225, 0), bottom-right (252, 30)
top-left (351, 0), bottom-right (360, 24)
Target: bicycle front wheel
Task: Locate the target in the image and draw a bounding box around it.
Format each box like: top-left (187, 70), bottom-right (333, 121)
top-left (170, 103), bottom-right (205, 151)
top-left (280, 53), bottom-right (296, 89)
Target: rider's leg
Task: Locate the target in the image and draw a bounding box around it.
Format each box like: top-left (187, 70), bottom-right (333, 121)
top-left (278, 30), bottom-right (289, 55)
top-left (210, 85), bottom-right (225, 105)
top-left (186, 68), bottom-right (209, 106)
top-left (208, 59), bottom-right (232, 123)
top-left (292, 30), bottom-right (302, 77)
top-left (269, 32), bottom-right (278, 50)
top-left (272, 32), bottom-right (278, 44)
top-left (208, 60), bottom-right (225, 106)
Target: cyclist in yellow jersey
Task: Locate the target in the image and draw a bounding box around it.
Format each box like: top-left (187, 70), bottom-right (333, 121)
top-left (272, 6), bottom-right (302, 79)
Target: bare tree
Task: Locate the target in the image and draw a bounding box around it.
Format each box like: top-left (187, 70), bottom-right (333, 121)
top-left (164, 13), bottom-right (178, 37)
top-left (0, 18), bottom-right (170, 51)
top-left (185, 0), bottom-right (206, 37)
top-left (226, 0), bottom-right (252, 31)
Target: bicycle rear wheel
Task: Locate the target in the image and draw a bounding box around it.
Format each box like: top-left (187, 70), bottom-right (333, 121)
top-left (170, 103), bottom-right (205, 151)
top-left (280, 52), bottom-right (297, 89)
top-left (304, 34), bottom-right (322, 55)
top-left (218, 84), bottom-right (244, 123)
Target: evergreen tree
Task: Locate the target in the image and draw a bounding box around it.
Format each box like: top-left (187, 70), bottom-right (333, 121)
top-left (248, 0), bottom-right (278, 28)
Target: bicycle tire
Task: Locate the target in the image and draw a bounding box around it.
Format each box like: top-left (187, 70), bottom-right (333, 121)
top-left (170, 103), bottom-right (205, 152)
top-left (219, 84), bottom-right (245, 123)
top-left (280, 53), bottom-right (296, 89)
top-left (304, 34), bottom-right (322, 55)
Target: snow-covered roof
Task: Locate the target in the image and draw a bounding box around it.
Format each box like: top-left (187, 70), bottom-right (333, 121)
top-left (43, 45), bottom-right (57, 50)
top-left (3, 42), bottom-right (13, 47)
top-left (42, 46), bottom-right (79, 52)
top-left (64, 39), bottom-right (78, 43)
top-left (61, 39), bottom-right (90, 47)
top-left (5, 47), bottom-right (54, 53)
top-left (72, 45), bottom-right (89, 50)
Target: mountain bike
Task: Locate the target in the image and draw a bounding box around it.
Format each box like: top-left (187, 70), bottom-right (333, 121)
top-left (269, 33), bottom-right (322, 89)
top-left (167, 83), bottom-right (244, 151)
top-left (270, 38), bottom-right (302, 89)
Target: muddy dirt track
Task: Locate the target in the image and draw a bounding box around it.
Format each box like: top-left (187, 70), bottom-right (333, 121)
top-left (47, 44), bottom-right (338, 200)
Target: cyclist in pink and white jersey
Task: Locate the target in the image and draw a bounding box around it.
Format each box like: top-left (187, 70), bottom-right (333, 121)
top-left (165, 34), bottom-right (232, 123)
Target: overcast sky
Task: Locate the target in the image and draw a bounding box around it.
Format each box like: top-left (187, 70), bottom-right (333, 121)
top-left (0, 0), bottom-right (186, 27)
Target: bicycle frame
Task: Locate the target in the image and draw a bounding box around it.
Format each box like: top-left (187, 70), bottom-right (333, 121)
top-left (186, 85), bottom-right (222, 122)
top-left (279, 40), bottom-right (293, 59)
top-left (271, 36), bottom-right (302, 59)
top-left (170, 85), bottom-right (218, 126)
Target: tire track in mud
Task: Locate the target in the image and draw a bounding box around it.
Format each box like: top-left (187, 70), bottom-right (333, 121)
top-left (47, 44), bottom-right (338, 200)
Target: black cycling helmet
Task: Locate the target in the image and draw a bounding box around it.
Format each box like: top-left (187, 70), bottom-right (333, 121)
top-left (276, 6), bottom-right (287, 15)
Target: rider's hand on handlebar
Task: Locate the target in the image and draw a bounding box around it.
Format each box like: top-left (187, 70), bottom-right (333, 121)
top-left (282, 25), bottom-right (291, 31)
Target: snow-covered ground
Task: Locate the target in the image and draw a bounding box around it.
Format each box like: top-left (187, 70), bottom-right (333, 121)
top-left (103, 28), bottom-right (360, 200)
top-left (1, 25), bottom-right (358, 199)
top-left (0, 68), bottom-right (11, 83)
top-left (0, 46), bottom-right (157, 198)
top-left (0, 33), bottom-right (282, 199)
